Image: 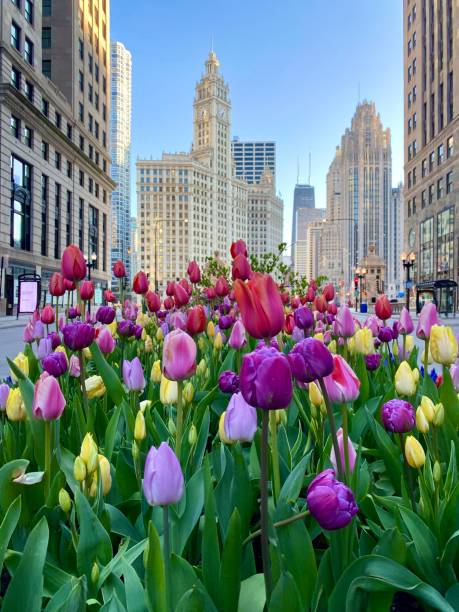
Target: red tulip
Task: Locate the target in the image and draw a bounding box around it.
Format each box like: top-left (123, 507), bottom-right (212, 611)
top-left (166, 281), bottom-right (175, 297)
top-left (328, 303), bottom-right (338, 315)
top-left (133, 271), bottom-right (149, 295)
top-left (281, 291), bottom-right (290, 305)
top-left (187, 306), bottom-right (206, 335)
top-left (284, 313), bottom-right (295, 335)
top-left (49, 272), bottom-right (65, 297)
top-left (314, 295), bottom-right (327, 313)
top-left (230, 239), bottom-right (248, 259)
top-left (64, 279), bottom-right (75, 292)
top-left (179, 278), bottom-right (192, 295)
top-left (300, 295), bottom-right (307, 305)
top-left (174, 283), bottom-right (190, 307)
top-left (375, 294), bottom-right (392, 321)
top-left (145, 290), bottom-right (161, 312)
top-left (232, 254), bottom-right (252, 281)
top-left (187, 261), bottom-right (201, 283)
top-left (234, 273), bottom-right (285, 339)
top-left (164, 296), bottom-right (174, 310)
top-left (215, 276), bottom-right (230, 297)
top-left (104, 289), bottom-right (116, 303)
top-left (291, 296), bottom-right (301, 309)
top-left (310, 280), bottom-right (317, 291)
top-left (306, 287), bottom-right (316, 302)
top-left (61, 244), bottom-right (86, 282)
top-left (113, 260), bottom-right (126, 278)
top-left (80, 280), bottom-right (94, 301)
top-left (323, 283), bottom-right (335, 302)
top-left (41, 305), bottom-right (55, 325)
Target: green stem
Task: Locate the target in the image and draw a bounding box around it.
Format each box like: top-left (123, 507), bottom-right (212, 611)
top-left (163, 505), bottom-right (172, 612)
top-left (79, 351), bottom-right (90, 418)
top-left (176, 381), bottom-right (184, 461)
top-left (44, 420), bottom-right (51, 502)
top-left (398, 433), bottom-right (416, 511)
top-left (341, 405), bottom-right (350, 484)
top-left (243, 510), bottom-right (310, 547)
top-left (319, 378), bottom-right (344, 480)
top-left (424, 338), bottom-right (430, 378)
top-left (269, 411), bottom-right (281, 503)
top-left (260, 410), bottom-right (272, 603)
top-left (402, 334), bottom-right (407, 361)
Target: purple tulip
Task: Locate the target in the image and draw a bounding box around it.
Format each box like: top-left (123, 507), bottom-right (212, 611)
top-left (291, 327), bottom-right (305, 343)
top-left (392, 321), bottom-right (401, 340)
top-left (364, 315), bottom-right (380, 337)
top-left (0, 383), bottom-right (10, 410)
top-left (42, 352), bottom-right (68, 377)
top-left (48, 331), bottom-right (62, 350)
top-left (219, 300), bottom-right (231, 315)
top-left (118, 320), bottom-right (135, 337)
top-left (162, 329), bottom-right (197, 381)
top-left (33, 320), bottom-right (45, 341)
top-left (218, 370), bottom-right (240, 394)
top-left (36, 337), bottom-right (53, 361)
top-left (96, 327), bottom-right (116, 354)
top-left (68, 306), bottom-right (80, 319)
top-left (219, 315), bottom-right (235, 330)
top-left (224, 392), bottom-right (258, 442)
top-left (85, 310), bottom-right (96, 325)
top-left (23, 322), bottom-right (34, 343)
top-left (160, 321), bottom-right (169, 337)
top-left (123, 300), bottom-right (138, 321)
top-left (399, 307), bottom-right (414, 335)
top-left (416, 302), bottom-right (439, 339)
top-left (133, 324), bottom-right (143, 340)
top-left (451, 361), bottom-right (459, 392)
top-left (365, 353), bottom-right (382, 371)
top-left (378, 326), bottom-right (393, 343)
top-left (122, 357), bottom-right (145, 392)
top-left (315, 321), bottom-right (325, 334)
top-left (294, 307), bottom-right (314, 330)
top-left (62, 322), bottom-right (95, 350)
top-left (381, 399), bottom-right (415, 433)
top-left (32, 372), bottom-right (66, 420)
top-left (335, 306), bottom-right (355, 338)
top-left (240, 346), bottom-right (292, 410)
top-left (288, 338), bottom-right (334, 384)
top-left (307, 469), bottom-right (358, 530)
top-left (69, 354), bottom-right (81, 377)
top-left (157, 310), bottom-right (167, 320)
top-left (170, 311), bottom-right (187, 330)
top-left (228, 320), bottom-right (247, 349)
top-left (143, 442), bottom-right (184, 506)
top-left (96, 306), bottom-right (116, 325)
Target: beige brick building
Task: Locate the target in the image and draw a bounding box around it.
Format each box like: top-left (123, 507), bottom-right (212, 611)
top-left (0, 0), bottom-right (114, 313)
top-left (247, 167), bottom-right (283, 259)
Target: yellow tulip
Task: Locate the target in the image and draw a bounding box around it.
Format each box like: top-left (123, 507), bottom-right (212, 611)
top-left (140, 399), bottom-right (152, 412)
top-left (85, 375), bottom-right (106, 399)
top-left (347, 337), bottom-right (356, 355)
top-left (395, 361), bottom-right (417, 397)
top-left (160, 375), bottom-right (178, 405)
top-left (107, 321), bottom-right (117, 337)
top-left (314, 332), bottom-right (324, 342)
top-left (430, 324), bottom-right (458, 365)
top-left (156, 327), bottom-right (164, 342)
top-left (197, 359), bottom-right (207, 376)
top-left (214, 332), bottom-right (223, 350)
top-left (416, 407), bottom-right (429, 433)
top-left (144, 335), bottom-right (153, 353)
top-left (73, 456), bottom-right (87, 481)
top-left (354, 327), bottom-right (374, 355)
top-left (183, 382), bottom-right (194, 404)
top-left (150, 360), bottom-right (162, 383)
top-left (198, 336), bottom-right (206, 351)
top-left (405, 435), bottom-right (426, 468)
top-left (80, 433), bottom-right (98, 474)
top-left (309, 381), bottom-right (323, 408)
top-left (207, 321), bottom-right (215, 338)
top-left (134, 411), bottom-right (146, 442)
top-left (6, 388), bottom-right (26, 421)
top-left (83, 347), bottom-right (92, 360)
top-left (58, 488), bottom-right (72, 513)
top-left (419, 396), bottom-right (435, 422)
top-left (218, 412), bottom-right (234, 445)
top-left (433, 402), bottom-right (444, 427)
top-left (188, 424), bottom-right (197, 446)
top-left (412, 368), bottom-right (420, 383)
top-left (97, 454), bottom-right (112, 495)
top-left (328, 340), bottom-right (337, 354)
top-left (274, 409), bottom-right (287, 426)
top-left (55, 345), bottom-right (67, 356)
top-left (11, 352), bottom-right (29, 381)
top-left (136, 312), bottom-right (150, 328)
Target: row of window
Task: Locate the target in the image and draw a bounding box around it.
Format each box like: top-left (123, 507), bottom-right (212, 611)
top-left (407, 4), bottom-right (417, 29)
top-left (419, 207), bottom-right (454, 278)
top-left (408, 136), bottom-right (454, 182)
top-left (11, 21), bottom-right (34, 65)
top-left (407, 171), bottom-right (454, 216)
top-left (11, 0), bottom-right (34, 25)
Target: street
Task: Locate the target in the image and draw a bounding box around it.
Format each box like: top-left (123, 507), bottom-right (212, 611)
top-left (0, 322), bottom-right (28, 381)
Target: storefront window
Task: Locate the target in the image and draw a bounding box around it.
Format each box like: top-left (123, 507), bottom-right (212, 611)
top-left (10, 155), bottom-right (32, 251)
top-left (437, 206), bottom-right (454, 277)
top-left (420, 216), bottom-right (434, 279)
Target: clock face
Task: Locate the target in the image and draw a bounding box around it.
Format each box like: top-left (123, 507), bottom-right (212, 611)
top-left (408, 228), bottom-right (415, 248)
top-left (217, 107), bottom-right (225, 119)
top-left (200, 109), bottom-right (207, 120)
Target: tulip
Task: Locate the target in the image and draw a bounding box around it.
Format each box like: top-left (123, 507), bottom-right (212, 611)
top-left (160, 375), bottom-right (178, 405)
top-left (187, 306), bottom-right (206, 335)
top-left (218, 315), bottom-right (234, 330)
top-left (322, 283), bottom-right (335, 302)
top-left (214, 331), bottom-right (224, 350)
top-left (32, 372), bottom-right (66, 420)
top-left (143, 442), bottom-right (184, 506)
top-left (218, 370), bottom-right (240, 394)
top-left (399, 307), bottom-right (414, 334)
top-left (145, 290), bottom-right (161, 313)
top-left (451, 361), bottom-right (459, 391)
top-left (219, 412), bottom-right (234, 445)
top-left (117, 320), bottom-right (134, 337)
top-left (378, 326), bottom-right (393, 343)
top-left (330, 427), bottom-right (356, 473)
top-left (323, 355), bottom-right (360, 403)
top-left (92, 454), bottom-right (112, 496)
top-left (174, 283), bottom-right (190, 307)
top-left (134, 411), bottom-right (147, 442)
top-left (33, 320), bottom-right (45, 340)
top-left (10, 352), bottom-right (29, 381)
top-left (288, 338), bottom-right (334, 384)
top-left (306, 469), bottom-right (358, 530)
top-left (183, 381), bottom-right (194, 404)
top-left (6, 388), bottom-right (26, 421)
top-left (314, 295), bottom-right (327, 313)
top-left (113, 260), bottom-right (126, 278)
top-left (405, 436), bottom-right (426, 468)
top-left (293, 306), bottom-right (314, 331)
top-left (430, 324), bottom-right (458, 365)
top-left (335, 306), bottom-right (355, 338)
top-left (416, 407), bottom-right (429, 433)
top-left (61, 244), bottom-right (87, 281)
top-left (364, 315), bottom-right (380, 337)
top-left (74, 456), bottom-right (86, 481)
top-left (328, 303), bottom-right (338, 315)
top-left (69, 354), bottom-right (81, 377)
top-left (132, 271), bottom-right (149, 295)
top-left (223, 392), bottom-right (258, 443)
top-left (0, 383), bottom-right (10, 410)
top-left (365, 353), bottom-right (382, 371)
top-left (228, 320), bottom-right (246, 350)
top-left (85, 375), bottom-right (106, 399)
top-left (123, 357), bottom-right (145, 392)
top-left (215, 276), bottom-right (230, 297)
top-left (204, 286), bottom-right (216, 300)
top-left (284, 313), bottom-right (295, 335)
top-left (353, 327), bottom-right (374, 355)
top-left (419, 395), bottom-right (435, 422)
top-left (96, 306), bottom-right (116, 324)
top-left (240, 346), bottom-right (292, 410)
top-left (80, 433), bottom-right (98, 473)
top-left (162, 329), bottom-right (196, 381)
top-left (394, 361), bottom-right (417, 396)
top-left (375, 294), bottom-right (392, 321)
top-left (151, 360), bottom-right (162, 383)
top-left (433, 402), bottom-right (444, 426)
top-left (64, 278), bottom-right (76, 292)
top-left (232, 254), bottom-right (252, 281)
top-left (68, 305), bottom-right (80, 319)
top-left (62, 322), bottom-right (95, 350)
top-left (187, 260), bottom-right (201, 283)
top-left (42, 352), bottom-right (68, 377)
top-left (95, 327), bottom-right (115, 355)
top-left (58, 488), bottom-right (72, 513)
top-left (49, 272), bottom-right (65, 297)
top-left (36, 337), bottom-right (53, 361)
top-left (308, 381), bottom-right (323, 408)
top-left (23, 322), bottom-right (34, 343)
top-left (381, 399), bottom-right (415, 433)
top-left (416, 302), bottom-right (439, 340)
top-left (163, 296), bottom-right (174, 310)
top-left (230, 239), bottom-right (248, 259)
top-left (41, 305), bottom-right (55, 325)
top-left (80, 280), bottom-right (94, 301)
top-left (234, 273), bottom-right (284, 339)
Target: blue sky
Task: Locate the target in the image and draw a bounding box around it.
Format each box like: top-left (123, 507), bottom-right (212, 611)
top-left (110, 0), bottom-right (403, 248)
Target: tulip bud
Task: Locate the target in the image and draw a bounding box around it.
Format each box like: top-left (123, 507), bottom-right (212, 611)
top-left (198, 336), bottom-right (206, 351)
top-left (328, 340), bottom-right (337, 353)
top-left (188, 424), bottom-right (197, 446)
top-left (309, 381), bottom-right (323, 408)
top-left (419, 396), bottom-right (435, 422)
top-left (310, 402), bottom-right (318, 419)
top-left (6, 388), bottom-right (26, 422)
top-left (132, 440), bottom-right (139, 461)
top-left (91, 562), bottom-right (99, 585)
top-left (197, 359), bottom-right (207, 376)
top-left (168, 417), bottom-right (176, 435)
top-left (214, 332), bottom-right (223, 350)
top-left (183, 382), bottom-right (194, 404)
top-left (416, 407), bottom-right (429, 433)
top-left (150, 360), bottom-right (162, 383)
top-left (140, 399), bottom-right (152, 412)
top-left (207, 321), bottom-right (215, 338)
top-left (433, 460), bottom-right (441, 483)
top-left (405, 436), bottom-right (426, 468)
top-left (58, 488), bottom-right (72, 513)
top-left (275, 409), bottom-right (287, 427)
top-left (218, 412), bottom-right (234, 445)
top-left (145, 335), bottom-right (153, 352)
top-left (80, 433), bottom-right (98, 474)
top-left (74, 456), bottom-right (87, 482)
top-left (83, 347), bottom-right (92, 360)
top-left (433, 402), bottom-right (444, 426)
top-left (156, 327), bottom-right (164, 342)
top-left (134, 411), bottom-right (146, 442)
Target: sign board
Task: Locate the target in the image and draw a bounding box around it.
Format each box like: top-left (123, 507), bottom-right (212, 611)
top-left (17, 274), bottom-right (41, 316)
top-left (94, 288), bottom-right (102, 305)
top-left (406, 280), bottom-right (413, 290)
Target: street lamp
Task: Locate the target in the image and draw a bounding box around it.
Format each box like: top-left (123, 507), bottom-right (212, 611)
top-left (85, 252), bottom-right (97, 281)
top-left (355, 266), bottom-right (367, 312)
top-left (400, 251), bottom-right (416, 310)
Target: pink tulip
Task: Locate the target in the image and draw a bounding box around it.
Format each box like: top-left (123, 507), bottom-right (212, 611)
top-left (41, 305), bottom-right (55, 325)
top-left (69, 354), bottom-right (81, 377)
top-left (96, 327), bottom-right (116, 354)
top-left (23, 322), bottom-right (34, 343)
top-left (399, 307), bottom-right (414, 335)
top-left (32, 372), bottom-right (66, 420)
top-left (336, 306), bottom-right (355, 338)
top-left (364, 315), bottom-right (380, 337)
top-left (228, 320), bottom-right (247, 349)
top-left (162, 329), bottom-right (197, 381)
top-left (323, 354), bottom-right (360, 403)
top-left (330, 427), bottom-right (356, 473)
top-left (416, 302), bottom-right (439, 339)
top-left (122, 357), bottom-right (145, 392)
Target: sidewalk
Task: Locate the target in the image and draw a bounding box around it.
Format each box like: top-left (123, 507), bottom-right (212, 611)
top-left (353, 309), bottom-right (459, 328)
top-left (0, 315), bottom-right (29, 331)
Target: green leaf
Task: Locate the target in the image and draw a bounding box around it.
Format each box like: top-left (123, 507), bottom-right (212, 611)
top-left (237, 574), bottom-right (266, 612)
top-left (0, 496), bottom-right (21, 571)
top-left (100, 591), bottom-right (127, 612)
top-left (172, 467), bottom-right (204, 555)
top-left (45, 576), bottom-right (88, 612)
top-left (440, 367), bottom-right (459, 427)
top-left (104, 405), bottom-right (122, 461)
top-left (3, 516), bottom-right (49, 612)
top-left (145, 521), bottom-right (167, 612)
top-left (203, 457), bottom-right (220, 605)
top-left (218, 509), bottom-right (242, 612)
top-left (5, 551), bottom-right (73, 598)
top-left (218, 348), bottom-right (236, 376)
top-left (170, 554), bottom-right (201, 609)
top-left (269, 572), bottom-right (302, 612)
top-left (277, 454), bottom-right (308, 508)
top-left (354, 354), bottom-right (370, 405)
top-left (0, 458), bottom-right (29, 513)
top-left (445, 583), bottom-right (459, 610)
top-left (365, 408), bottom-right (402, 492)
top-left (75, 489), bottom-right (112, 579)
top-left (90, 341), bottom-right (126, 406)
top-left (372, 527), bottom-right (407, 565)
top-left (175, 587), bottom-right (206, 611)
top-left (122, 559), bottom-right (147, 612)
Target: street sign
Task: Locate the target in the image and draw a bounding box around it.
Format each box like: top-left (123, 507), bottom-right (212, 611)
top-left (17, 273), bottom-right (41, 317)
top-left (406, 280), bottom-right (413, 289)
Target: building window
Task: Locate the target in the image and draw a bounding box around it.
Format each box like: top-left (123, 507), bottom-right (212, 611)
top-left (24, 126), bottom-right (33, 148)
top-left (437, 207), bottom-right (454, 276)
top-left (25, 80), bottom-right (33, 101)
top-left (79, 71), bottom-right (84, 92)
top-left (408, 171), bottom-right (412, 188)
top-left (12, 0), bottom-right (21, 7)
top-left (67, 161), bottom-right (72, 178)
top-left (421, 189), bottom-right (427, 208)
top-left (43, 0), bottom-right (51, 16)
top-left (10, 155), bottom-right (32, 251)
top-left (11, 67), bottom-right (20, 89)
top-left (79, 135), bottom-right (84, 151)
top-left (420, 217), bottom-right (434, 279)
top-left (79, 38), bottom-right (84, 60)
top-left (447, 171), bottom-right (453, 194)
top-left (429, 183), bottom-right (434, 204)
top-left (55, 112), bottom-right (61, 129)
top-left (79, 103), bottom-right (84, 122)
top-left (88, 113), bottom-right (93, 132)
top-left (102, 131), bottom-right (106, 148)
top-left (24, 38), bottom-right (33, 64)
top-left (438, 144), bottom-right (444, 165)
top-left (429, 151), bottom-right (435, 171)
top-left (41, 175), bottom-right (48, 256)
top-left (447, 136), bottom-right (454, 158)
top-left (11, 22), bottom-right (21, 51)
top-left (95, 93), bottom-right (99, 110)
top-left (437, 177), bottom-right (444, 199)
top-left (55, 151), bottom-right (61, 170)
top-left (67, 123), bottom-right (72, 140)
top-left (54, 183), bottom-right (61, 259)
top-left (42, 27), bottom-right (51, 48)
top-left (88, 205), bottom-right (99, 264)
top-left (88, 84), bottom-right (93, 103)
top-left (408, 144), bottom-right (412, 161)
top-left (11, 115), bottom-right (20, 139)
top-left (66, 190), bottom-right (72, 246)
top-left (79, 170), bottom-right (84, 187)
top-left (95, 122), bottom-right (99, 139)
top-left (88, 178), bottom-right (93, 194)
top-left (42, 98), bottom-right (49, 117)
top-left (42, 60), bottom-right (51, 78)
top-left (102, 213), bottom-right (107, 271)
top-left (79, 198), bottom-right (84, 250)
top-left (41, 141), bottom-right (49, 160)
top-left (88, 54), bottom-right (93, 73)
top-left (95, 64), bottom-right (99, 82)
top-left (412, 167), bottom-right (417, 185)
top-left (421, 158), bottom-right (427, 177)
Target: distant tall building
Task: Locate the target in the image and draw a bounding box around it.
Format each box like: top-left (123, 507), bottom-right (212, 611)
top-left (305, 220), bottom-right (325, 281)
top-left (130, 216), bottom-right (139, 281)
top-left (247, 168), bottom-right (283, 258)
top-left (294, 207), bottom-right (325, 277)
top-left (403, 0), bottom-right (458, 284)
top-left (231, 139), bottom-right (276, 184)
top-left (291, 184), bottom-right (315, 267)
top-left (387, 185), bottom-right (404, 297)
top-left (0, 0), bottom-right (115, 313)
top-left (319, 102), bottom-right (392, 287)
top-left (110, 41), bottom-right (132, 288)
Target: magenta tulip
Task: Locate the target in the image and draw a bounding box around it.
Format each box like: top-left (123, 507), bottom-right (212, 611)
top-left (32, 372), bottom-right (66, 420)
top-left (335, 305), bottom-right (355, 338)
top-left (228, 320), bottom-right (247, 349)
top-left (416, 302), bottom-right (439, 339)
top-left (162, 329), bottom-right (197, 381)
top-left (96, 327), bottom-right (116, 354)
top-left (399, 307), bottom-right (414, 335)
top-left (323, 355), bottom-right (360, 403)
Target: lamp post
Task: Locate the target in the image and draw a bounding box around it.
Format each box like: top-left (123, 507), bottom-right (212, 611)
top-left (400, 251), bottom-right (416, 310)
top-left (85, 252), bottom-right (97, 281)
top-left (355, 266), bottom-right (367, 312)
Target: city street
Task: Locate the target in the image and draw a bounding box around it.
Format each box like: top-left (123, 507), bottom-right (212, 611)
top-left (0, 319), bottom-right (29, 381)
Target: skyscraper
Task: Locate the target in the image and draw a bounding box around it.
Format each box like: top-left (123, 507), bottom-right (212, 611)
top-left (110, 41), bottom-right (132, 288)
top-left (291, 184), bottom-right (315, 268)
top-left (247, 168), bottom-right (283, 258)
top-left (403, 0), bottom-right (457, 284)
top-left (231, 139), bottom-right (276, 184)
top-left (293, 207), bottom-right (325, 277)
top-left (0, 0), bottom-right (114, 313)
top-left (387, 185), bottom-right (404, 298)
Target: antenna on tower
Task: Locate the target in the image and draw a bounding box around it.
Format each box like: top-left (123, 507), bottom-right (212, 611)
top-left (296, 157), bottom-right (299, 184)
top-left (211, 33), bottom-right (214, 52)
top-left (308, 153), bottom-right (311, 185)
